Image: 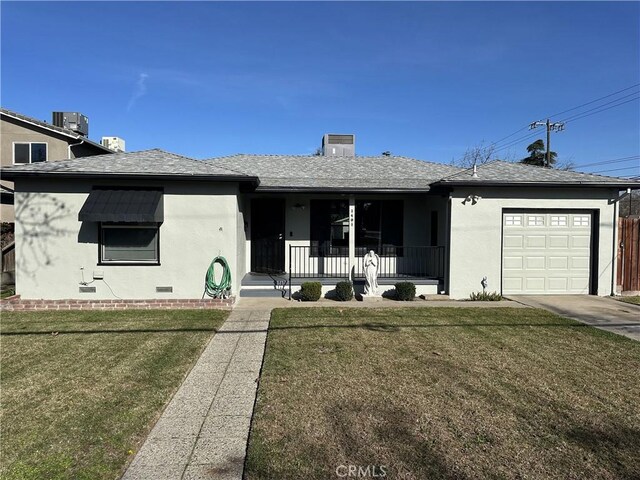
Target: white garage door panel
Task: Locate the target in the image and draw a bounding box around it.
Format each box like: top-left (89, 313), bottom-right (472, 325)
top-left (502, 212), bottom-right (592, 295)
top-left (548, 256), bottom-right (568, 269)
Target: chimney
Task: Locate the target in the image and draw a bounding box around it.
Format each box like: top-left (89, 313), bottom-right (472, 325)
top-left (322, 134), bottom-right (355, 157)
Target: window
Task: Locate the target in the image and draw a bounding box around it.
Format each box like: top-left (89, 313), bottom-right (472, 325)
top-left (309, 199), bottom-right (404, 256)
top-left (100, 224), bottom-right (159, 264)
top-left (310, 200), bottom-right (349, 256)
top-left (504, 215), bottom-right (522, 226)
top-left (573, 215), bottom-right (589, 227)
top-left (13, 142), bottom-right (47, 164)
top-left (356, 200), bottom-right (403, 254)
top-left (550, 215), bottom-right (567, 226)
top-left (528, 215), bottom-right (544, 226)
top-left (430, 211), bottom-right (439, 246)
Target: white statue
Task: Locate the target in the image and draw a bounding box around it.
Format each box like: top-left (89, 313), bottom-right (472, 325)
top-left (363, 250), bottom-right (380, 296)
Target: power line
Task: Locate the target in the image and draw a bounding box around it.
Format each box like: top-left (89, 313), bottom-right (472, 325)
top-left (462, 83), bottom-right (640, 164)
top-left (488, 83), bottom-right (640, 149)
top-left (563, 96), bottom-right (640, 124)
top-left (492, 95), bottom-right (638, 157)
top-left (592, 165), bottom-right (640, 174)
top-left (492, 130), bottom-right (541, 154)
top-left (548, 83), bottom-right (640, 118)
top-left (574, 155), bottom-right (640, 169)
top-left (559, 91), bottom-right (640, 122)
top-left (488, 125), bottom-right (531, 147)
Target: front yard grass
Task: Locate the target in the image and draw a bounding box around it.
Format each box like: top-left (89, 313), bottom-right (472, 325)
top-left (616, 295), bottom-right (640, 305)
top-left (0, 309), bottom-right (227, 480)
top-left (246, 307), bottom-right (640, 480)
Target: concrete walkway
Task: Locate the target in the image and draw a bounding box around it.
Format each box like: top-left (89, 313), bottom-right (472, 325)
top-left (122, 295), bottom-right (528, 479)
top-left (509, 295), bottom-right (640, 341)
top-left (122, 302), bottom-right (270, 480)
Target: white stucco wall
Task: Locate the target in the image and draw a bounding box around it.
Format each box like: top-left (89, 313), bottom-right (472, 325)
top-left (447, 186), bottom-right (620, 299)
top-left (14, 179), bottom-right (242, 300)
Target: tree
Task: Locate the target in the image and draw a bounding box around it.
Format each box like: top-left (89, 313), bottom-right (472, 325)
top-left (520, 139), bottom-right (557, 167)
top-left (452, 141), bottom-right (496, 168)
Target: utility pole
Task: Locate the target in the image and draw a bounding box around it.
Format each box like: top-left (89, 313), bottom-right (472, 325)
top-left (529, 119), bottom-right (565, 167)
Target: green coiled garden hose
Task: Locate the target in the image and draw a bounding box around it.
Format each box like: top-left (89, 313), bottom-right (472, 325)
top-left (204, 256), bottom-right (232, 298)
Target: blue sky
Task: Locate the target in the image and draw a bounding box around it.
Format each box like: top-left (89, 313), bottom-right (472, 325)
top-left (2, 1), bottom-right (639, 176)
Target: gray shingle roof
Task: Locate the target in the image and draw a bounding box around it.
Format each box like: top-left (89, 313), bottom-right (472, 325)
top-left (1, 149), bottom-right (257, 182)
top-left (205, 154), bottom-right (463, 191)
top-left (1, 107), bottom-right (113, 154)
top-left (3, 148), bottom-right (637, 190)
top-left (436, 160), bottom-right (638, 186)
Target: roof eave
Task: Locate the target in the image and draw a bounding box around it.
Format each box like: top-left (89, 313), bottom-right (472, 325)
top-left (254, 186), bottom-right (431, 193)
top-left (1, 170), bottom-right (259, 186)
top-left (434, 181), bottom-right (639, 189)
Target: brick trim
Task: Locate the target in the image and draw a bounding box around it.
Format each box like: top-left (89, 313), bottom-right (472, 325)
top-left (0, 295), bottom-right (235, 311)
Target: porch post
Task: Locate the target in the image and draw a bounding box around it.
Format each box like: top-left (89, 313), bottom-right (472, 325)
top-left (348, 195), bottom-right (356, 281)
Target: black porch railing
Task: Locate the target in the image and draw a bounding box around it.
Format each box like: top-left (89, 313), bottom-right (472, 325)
top-left (289, 245), bottom-right (445, 280)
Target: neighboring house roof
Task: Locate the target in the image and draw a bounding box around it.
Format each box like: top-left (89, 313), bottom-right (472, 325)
top-left (0, 107), bottom-right (113, 154)
top-left (204, 154), bottom-right (463, 192)
top-left (1, 149), bottom-right (259, 184)
top-left (435, 160), bottom-right (637, 187)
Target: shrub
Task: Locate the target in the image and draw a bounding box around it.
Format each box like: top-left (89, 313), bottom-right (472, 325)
top-left (299, 282), bottom-right (322, 301)
top-left (395, 282), bottom-right (416, 301)
top-left (335, 281), bottom-right (354, 301)
top-left (469, 291), bottom-right (502, 301)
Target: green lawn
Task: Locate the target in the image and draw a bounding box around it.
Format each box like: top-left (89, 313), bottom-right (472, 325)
top-left (0, 309), bottom-right (227, 480)
top-left (246, 307), bottom-right (640, 480)
top-left (616, 295), bottom-right (640, 305)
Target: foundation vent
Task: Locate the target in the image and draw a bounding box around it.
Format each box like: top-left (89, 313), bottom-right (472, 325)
top-left (79, 286), bottom-right (96, 293)
top-left (156, 286), bottom-right (173, 293)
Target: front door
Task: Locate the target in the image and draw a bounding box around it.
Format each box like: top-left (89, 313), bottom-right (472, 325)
top-left (251, 198), bottom-right (285, 274)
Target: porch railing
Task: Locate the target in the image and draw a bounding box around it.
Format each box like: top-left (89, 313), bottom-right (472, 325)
top-left (289, 245), bottom-right (445, 280)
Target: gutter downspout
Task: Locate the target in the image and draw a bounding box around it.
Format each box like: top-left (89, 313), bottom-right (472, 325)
top-left (611, 190), bottom-right (622, 296)
top-left (67, 138), bottom-right (85, 159)
top-left (445, 192), bottom-right (452, 296)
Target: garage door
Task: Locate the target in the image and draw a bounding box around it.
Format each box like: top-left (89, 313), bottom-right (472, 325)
top-left (502, 211), bottom-right (592, 294)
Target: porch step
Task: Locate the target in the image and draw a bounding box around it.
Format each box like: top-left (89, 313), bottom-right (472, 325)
top-left (240, 273), bottom-right (288, 298)
top-left (239, 288), bottom-right (287, 298)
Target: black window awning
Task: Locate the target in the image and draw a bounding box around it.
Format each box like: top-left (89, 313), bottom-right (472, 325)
top-left (78, 189), bottom-right (164, 223)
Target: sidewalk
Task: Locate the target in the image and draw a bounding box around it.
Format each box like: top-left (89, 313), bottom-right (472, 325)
top-left (122, 303), bottom-right (270, 480)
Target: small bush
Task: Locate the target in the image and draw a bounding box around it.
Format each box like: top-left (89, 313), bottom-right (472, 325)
top-left (395, 282), bottom-right (416, 301)
top-left (335, 281), bottom-right (353, 301)
top-left (469, 291), bottom-right (502, 301)
top-left (300, 282), bottom-right (322, 301)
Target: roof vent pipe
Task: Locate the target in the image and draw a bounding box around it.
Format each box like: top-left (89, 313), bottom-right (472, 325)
top-left (472, 164), bottom-right (478, 178)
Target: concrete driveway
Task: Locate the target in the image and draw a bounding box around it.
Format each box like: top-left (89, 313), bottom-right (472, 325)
top-left (509, 295), bottom-right (640, 341)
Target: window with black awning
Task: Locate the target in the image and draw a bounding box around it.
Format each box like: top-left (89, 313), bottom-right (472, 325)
top-left (78, 189), bottom-right (163, 223)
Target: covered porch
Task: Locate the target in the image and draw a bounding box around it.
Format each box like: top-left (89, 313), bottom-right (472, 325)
top-left (240, 192), bottom-right (449, 298)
